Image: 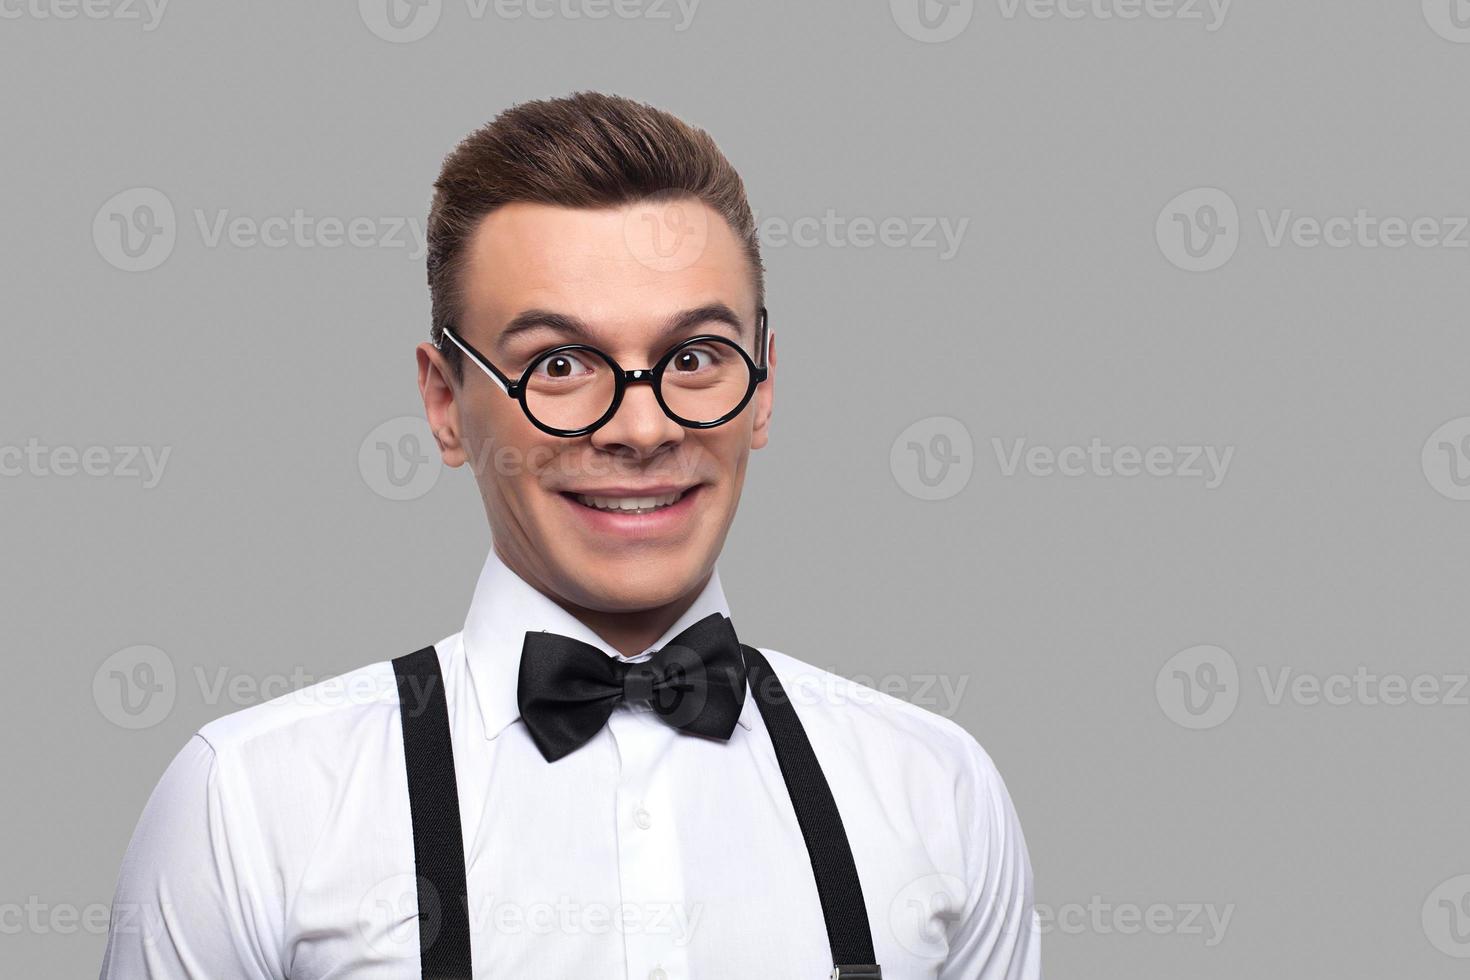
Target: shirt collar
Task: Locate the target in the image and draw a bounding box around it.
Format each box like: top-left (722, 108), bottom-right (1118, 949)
top-left (462, 546), bottom-right (756, 741)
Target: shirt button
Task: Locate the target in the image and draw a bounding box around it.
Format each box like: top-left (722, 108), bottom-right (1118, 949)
top-left (649, 968), bottom-right (668, 980)
top-left (634, 806), bottom-right (652, 830)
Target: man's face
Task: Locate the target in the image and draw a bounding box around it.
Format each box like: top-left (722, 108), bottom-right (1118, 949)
top-left (418, 200), bottom-right (774, 613)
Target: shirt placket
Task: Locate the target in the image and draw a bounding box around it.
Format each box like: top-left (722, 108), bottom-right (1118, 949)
top-left (605, 702), bottom-right (691, 980)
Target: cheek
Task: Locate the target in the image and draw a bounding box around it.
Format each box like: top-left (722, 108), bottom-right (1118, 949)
top-left (701, 424), bottom-right (753, 474)
top-left (461, 403), bottom-right (559, 494)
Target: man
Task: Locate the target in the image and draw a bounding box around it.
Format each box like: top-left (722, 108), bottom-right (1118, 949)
top-left (99, 92), bottom-right (1039, 979)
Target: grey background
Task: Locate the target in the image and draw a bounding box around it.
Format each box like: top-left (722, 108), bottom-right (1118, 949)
top-left (3, 1), bottom-right (1469, 976)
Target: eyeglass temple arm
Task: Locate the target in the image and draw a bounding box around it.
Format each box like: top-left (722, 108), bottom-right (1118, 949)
top-left (756, 306), bottom-right (771, 378)
top-left (437, 327), bottom-right (516, 396)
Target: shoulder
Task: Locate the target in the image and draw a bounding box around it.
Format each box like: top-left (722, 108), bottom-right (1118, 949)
top-left (751, 645), bottom-right (1037, 950)
top-left (162, 640), bottom-right (461, 872)
top-left (750, 645), bottom-right (1009, 799)
top-left (105, 645), bottom-right (454, 973)
top-left (195, 656), bottom-right (402, 758)
top-left (190, 636), bottom-right (462, 794)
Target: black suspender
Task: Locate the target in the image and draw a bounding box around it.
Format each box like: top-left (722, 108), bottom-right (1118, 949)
top-left (391, 644), bottom-right (882, 980)
top-left (393, 646), bottom-right (473, 980)
top-left (741, 645), bottom-right (881, 979)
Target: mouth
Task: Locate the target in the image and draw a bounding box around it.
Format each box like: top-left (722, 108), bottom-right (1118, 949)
top-left (556, 484), bottom-right (705, 535)
top-left (561, 486), bottom-right (695, 514)
top-left (564, 487), bottom-right (690, 514)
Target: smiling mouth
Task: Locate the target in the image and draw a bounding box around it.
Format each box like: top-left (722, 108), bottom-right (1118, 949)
top-left (562, 487), bottom-right (695, 515)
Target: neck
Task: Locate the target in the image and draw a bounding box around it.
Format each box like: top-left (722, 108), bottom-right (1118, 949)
top-left (560, 594), bottom-right (705, 658)
top-left (495, 543), bottom-right (711, 658)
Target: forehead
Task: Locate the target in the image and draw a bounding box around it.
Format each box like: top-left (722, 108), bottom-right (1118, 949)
top-left (457, 200), bottom-right (755, 341)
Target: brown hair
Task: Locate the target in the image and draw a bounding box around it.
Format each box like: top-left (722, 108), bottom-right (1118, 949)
top-left (426, 91), bottom-right (764, 378)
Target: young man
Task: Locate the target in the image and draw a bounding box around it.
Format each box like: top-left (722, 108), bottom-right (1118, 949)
top-left (99, 92), bottom-right (1040, 979)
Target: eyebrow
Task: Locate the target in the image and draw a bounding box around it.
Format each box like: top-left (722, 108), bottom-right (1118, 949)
top-left (493, 302), bottom-right (746, 355)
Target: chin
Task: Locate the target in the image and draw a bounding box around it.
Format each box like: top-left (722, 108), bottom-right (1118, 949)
top-left (557, 547), bottom-right (711, 611)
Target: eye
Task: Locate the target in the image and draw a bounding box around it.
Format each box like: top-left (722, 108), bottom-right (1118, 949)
top-left (669, 344), bottom-right (724, 373)
top-left (531, 351), bottom-right (597, 380)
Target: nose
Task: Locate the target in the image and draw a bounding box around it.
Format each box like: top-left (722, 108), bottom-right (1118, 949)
top-left (588, 373), bottom-right (683, 457)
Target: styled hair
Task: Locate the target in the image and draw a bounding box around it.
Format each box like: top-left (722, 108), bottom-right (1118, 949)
top-left (426, 91), bottom-right (764, 378)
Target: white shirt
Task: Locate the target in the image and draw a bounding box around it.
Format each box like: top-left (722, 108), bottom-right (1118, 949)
top-left (99, 548), bottom-right (1040, 979)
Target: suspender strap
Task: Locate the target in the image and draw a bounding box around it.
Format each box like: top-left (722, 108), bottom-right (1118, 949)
top-left (393, 646), bottom-right (473, 980)
top-left (742, 645), bottom-right (882, 978)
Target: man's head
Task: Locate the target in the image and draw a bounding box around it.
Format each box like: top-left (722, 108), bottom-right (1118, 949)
top-left (417, 92), bottom-right (774, 615)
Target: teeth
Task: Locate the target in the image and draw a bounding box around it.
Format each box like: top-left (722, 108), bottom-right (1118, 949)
top-left (574, 490), bottom-right (685, 513)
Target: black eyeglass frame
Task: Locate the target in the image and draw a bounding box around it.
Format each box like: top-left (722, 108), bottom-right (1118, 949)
top-left (436, 307), bottom-right (770, 438)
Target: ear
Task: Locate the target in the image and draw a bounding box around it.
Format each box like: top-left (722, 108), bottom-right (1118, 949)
top-left (417, 342), bottom-right (468, 468)
top-left (750, 329), bottom-right (775, 451)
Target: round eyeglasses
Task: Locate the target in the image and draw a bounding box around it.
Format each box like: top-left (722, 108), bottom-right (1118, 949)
top-left (436, 308), bottom-right (770, 438)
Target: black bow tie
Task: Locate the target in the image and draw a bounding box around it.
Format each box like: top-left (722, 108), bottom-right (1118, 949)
top-left (516, 612), bottom-right (749, 763)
